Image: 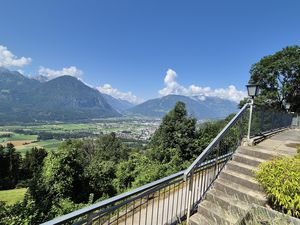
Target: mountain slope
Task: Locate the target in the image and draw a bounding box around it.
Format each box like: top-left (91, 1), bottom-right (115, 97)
top-left (101, 93), bottom-right (134, 112)
top-left (0, 69), bottom-right (121, 123)
top-left (127, 95), bottom-right (238, 120)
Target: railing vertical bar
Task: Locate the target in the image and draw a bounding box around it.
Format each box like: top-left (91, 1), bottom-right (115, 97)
top-left (131, 200), bottom-right (135, 225)
top-left (171, 183), bottom-right (175, 222)
top-left (200, 169), bottom-right (205, 197)
top-left (150, 193), bottom-right (155, 225)
top-left (191, 171), bottom-right (197, 208)
top-left (138, 198), bottom-right (142, 225)
top-left (184, 175), bottom-right (189, 214)
top-left (186, 170), bottom-right (194, 224)
top-left (161, 186), bottom-right (166, 225)
top-left (216, 144), bottom-right (220, 177)
top-left (144, 194), bottom-right (149, 225)
top-left (179, 181), bottom-right (184, 218)
top-left (117, 208), bottom-right (120, 225)
top-left (175, 181), bottom-right (180, 219)
top-left (203, 167), bottom-right (207, 195)
top-left (125, 201), bottom-right (127, 225)
top-left (197, 169), bottom-right (201, 201)
top-left (156, 189), bottom-right (161, 225)
top-left (166, 185), bottom-right (170, 224)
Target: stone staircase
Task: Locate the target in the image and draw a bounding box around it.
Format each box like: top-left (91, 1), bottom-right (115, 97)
top-left (189, 145), bottom-right (285, 225)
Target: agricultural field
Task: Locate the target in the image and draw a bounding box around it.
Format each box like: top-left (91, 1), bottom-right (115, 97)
top-left (0, 119), bottom-right (159, 154)
top-left (0, 188), bottom-right (27, 205)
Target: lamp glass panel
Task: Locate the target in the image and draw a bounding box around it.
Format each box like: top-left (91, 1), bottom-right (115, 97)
top-left (247, 86), bottom-right (257, 97)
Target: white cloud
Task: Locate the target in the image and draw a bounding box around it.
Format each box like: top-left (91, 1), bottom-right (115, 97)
top-left (159, 68), bottom-right (247, 102)
top-left (0, 45), bottom-right (32, 67)
top-left (97, 84), bottom-right (143, 104)
top-left (38, 66), bottom-right (83, 79)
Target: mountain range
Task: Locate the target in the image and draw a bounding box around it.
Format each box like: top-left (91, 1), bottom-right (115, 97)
top-left (126, 95), bottom-right (238, 120)
top-left (0, 68), bottom-right (238, 123)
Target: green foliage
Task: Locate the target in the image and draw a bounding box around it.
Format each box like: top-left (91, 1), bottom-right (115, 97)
top-left (256, 156), bottom-right (300, 217)
top-left (49, 198), bottom-right (87, 219)
top-left (42, 140), bottom-right (88, 203)
top-left (21, 147), bottom-right (48, 180)
top-left (249, 45), bottom-right (300, 112)
top-left (84, 160), bottom-right (116, 198)
top-left (0, 143), bottom-right (21, 189)
top-left (149, 101), bottom-right (197, 162)
top-left (0, 194), bottom-right (41, 225)
top-left (94, 132), bottom-right (129, 163)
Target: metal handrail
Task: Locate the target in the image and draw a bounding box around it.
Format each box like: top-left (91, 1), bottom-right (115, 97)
top-left (41, 170), bottom-right (185, 225)
top-left (183, 103), bottom-right (250, 180)
top-left (42, 152), bottom-right (233, 225)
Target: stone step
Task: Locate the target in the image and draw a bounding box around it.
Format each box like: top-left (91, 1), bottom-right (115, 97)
top-left (220, 169), bottom-right (264, 192)
top-left (253, 145), bottom-right (294, 157)
top-left (198, 200), bottom-right (237, 225)
top-left (233, 153), bottom-right (266, 167)
top-left (238, 146), bottom-right (280, 160)
top-left (214, 178), bottom-right (266, 205)
top-left (189, 213), bottom-right (213, 225)
top-left (226, 160), bottom-right (256, 177)
top-left (205, 189), bottom-right (249, 217)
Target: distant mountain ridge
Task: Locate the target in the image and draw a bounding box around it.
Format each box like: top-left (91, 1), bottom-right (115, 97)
top-left (0, 68), bottom-right (121, 123)
top-left (126, 94), bottom-right (238, 120)
top-left (0, 68), bottom-right (238, 123)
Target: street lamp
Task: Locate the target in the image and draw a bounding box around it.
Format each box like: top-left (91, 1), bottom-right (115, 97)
top-left (246, 84), bottom-right (259, 141)
top-left (246, 84), bottom-right (260, 98)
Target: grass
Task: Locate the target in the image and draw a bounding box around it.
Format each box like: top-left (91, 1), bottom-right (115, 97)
top-left (0, 188), bottom-right (27, 205)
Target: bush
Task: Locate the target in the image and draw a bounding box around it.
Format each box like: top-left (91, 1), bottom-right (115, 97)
top-left (256, 156), bottom-right (300, 218)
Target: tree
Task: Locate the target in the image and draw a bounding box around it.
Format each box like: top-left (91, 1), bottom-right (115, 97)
top-left (94, 133), bottom-right (129, 163)
top-left (148, 101), bottom-right (197, 162)
top-left (21, 147), bottom-right (48, 180)
top-left (41, 140), bottom-right (88, 203)
top-left (6, 143), bottom-right (21, 188)
top-left (249, 46), bottom-right (300, 112)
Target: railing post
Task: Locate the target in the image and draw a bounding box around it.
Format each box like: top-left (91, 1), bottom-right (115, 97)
top-left (239, 116), bottom-right (243, 144)
top-left (247, 99), bottom-right (254, 141)
top-left (214, 144), bottom-right (220, 176)
top-left (87, 213), bottom-right (93, 225)
top-left (186, 169), bottom-right (194, 225)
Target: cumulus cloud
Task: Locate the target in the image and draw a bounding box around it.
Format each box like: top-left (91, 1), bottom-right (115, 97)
top-left (0, 45), bottom-right (32, 67)
top-left (159, 69), bottom-right (247, 102)
top-left (38, 66), bottom-right (83, 79)
top-left (97, 84), bottom-right (143, 104)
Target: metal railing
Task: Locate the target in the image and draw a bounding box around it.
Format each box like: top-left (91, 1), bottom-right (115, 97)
top-left (292, 113), bottom-right (300, 128)
top-left (42, 153), bottom-right (232, 225)
top-left (42, 103), bottom-right (293, 225)
top-left (250, 108), bottom-right (293, 136)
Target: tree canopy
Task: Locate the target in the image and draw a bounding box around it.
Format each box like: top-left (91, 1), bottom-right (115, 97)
top-left (149, 101), bottom-right (197, 162)
top-left (249, 45), bottom-right (300, 112)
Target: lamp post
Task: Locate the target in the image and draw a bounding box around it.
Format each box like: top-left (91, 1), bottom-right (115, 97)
top-left (285, 102), bottom-right (291, 112)
top-left (246, 84), bottom-right (259, 141)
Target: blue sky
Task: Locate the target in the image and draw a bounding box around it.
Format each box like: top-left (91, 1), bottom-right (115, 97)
top-left (0, 0), bottom-right (300, 103)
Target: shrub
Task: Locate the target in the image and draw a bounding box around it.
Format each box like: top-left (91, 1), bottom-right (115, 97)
top-left (256, 156), bottom-right (300, 217)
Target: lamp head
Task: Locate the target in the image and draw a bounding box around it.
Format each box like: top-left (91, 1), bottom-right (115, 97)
top-left (246, 84), bottom-right (259, 98)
